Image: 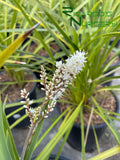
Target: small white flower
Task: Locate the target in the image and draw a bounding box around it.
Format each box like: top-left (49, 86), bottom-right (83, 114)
top-left (42, 111), bottom-right (44, 116)
top-left (26, 92), bottom-right (29, 97)
top-left (30, 108), bottom-right (35, 114)
top-left (44, 110), bottom-right (49, 114)
top-left (55, 91), bottom-right (62, 99)
top-left (27, 98), bottom-right (30, 101)
top-left (56, 61), bottom-right (63, 68)
top-left (48, 105), bottom-right (51, 108)
top-left (88, 79), bottom-right (92, 83)
top-left (23, 105), bottom-right (27, 108)
top-left (21, 101), bottom-right (25, 103)
top-left (29, 100), bottom-right (33, 105)
top-left (20, 88), bottom-right (28, 99)
top-left (60, 88), bottom-right (65, 93)
top-left (50, 108), bottom-right (54, 112)
top-left (23, 88), bottom-right (27, 93)
top-left (41, 88), bottom-right (45, 91)
top-left (44, 115), bottom-right (48, 118)
top-left (20, 90), bottom-right (24, 94)
top-left (63, 72), bottom-right (71, 80)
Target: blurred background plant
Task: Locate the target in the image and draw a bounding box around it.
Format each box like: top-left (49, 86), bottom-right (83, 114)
top-left (0, 0), bottom-right (39, 87)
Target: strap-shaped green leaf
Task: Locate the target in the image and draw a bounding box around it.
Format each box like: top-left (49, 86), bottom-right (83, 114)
top-left (0, 98), bottom-right (18, 160)
top-left (35, 101), bottom-right (83, 160)
top-left (89, 145), bottom-right (120, 160)
top-left (0, 23), bottom-right (40, 67)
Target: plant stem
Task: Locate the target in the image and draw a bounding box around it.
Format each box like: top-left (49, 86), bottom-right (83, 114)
top-left (21, 100), bottom-right (48, 160)
top-left (21, 123), bottom-right (36, 160)
top-left (84, 106), bottom-right (94, 148)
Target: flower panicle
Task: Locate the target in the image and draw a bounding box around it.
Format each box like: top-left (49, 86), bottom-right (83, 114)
top-left (38, 50), bottom-right (86, 119)
top-left (20, 89), bottom-right (48, 124)
top-left (20, 50), bottom-right (86, 124)
top-left (40, 65), bottom-right (48, 90)
top-left (20, 88), bottom-right (36, 125)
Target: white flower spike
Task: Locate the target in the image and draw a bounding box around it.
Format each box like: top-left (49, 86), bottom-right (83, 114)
top-left (39, 50), bottom-right (86, 119)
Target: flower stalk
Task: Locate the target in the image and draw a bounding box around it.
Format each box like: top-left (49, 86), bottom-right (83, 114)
top-left (21, 50), bottom-right (86, 159)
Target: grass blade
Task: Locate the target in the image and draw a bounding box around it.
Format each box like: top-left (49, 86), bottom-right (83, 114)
top-left (89, 145), bottom-right (120, 160)
top-left (0, 23), bottom-right (40, 67)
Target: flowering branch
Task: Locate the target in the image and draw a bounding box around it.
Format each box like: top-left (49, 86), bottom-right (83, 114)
top-left (21, 50), bottom-right (86, 159)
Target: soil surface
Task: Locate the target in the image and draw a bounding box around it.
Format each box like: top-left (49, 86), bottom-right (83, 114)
top-left (28, 42), bottom-right (60, 57)
top-left (0, 72), bottom-right (35, 103)
top-left (59, 90), bottom-right (117, 125)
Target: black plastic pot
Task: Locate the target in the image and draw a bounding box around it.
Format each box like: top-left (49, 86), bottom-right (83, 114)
top-left (5, 72), bottom-right (37, 128)
top-left (58, 92), bottom-right (119, 152)
top-left (67, 121), bottom-right (107, 152)
top-left (31, 155), bottom-right (70, 160)
top-left (49, 155), bottom-right (69, 160)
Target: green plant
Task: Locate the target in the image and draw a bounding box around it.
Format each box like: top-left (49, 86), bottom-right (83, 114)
top-left (0, 0), bottom-right (41, 87)
top-left (0, 50), bottom-right (86, 160)
top-left (27, 0), bottom-right (120, 159)
top-left (1, 0), bottom-right (120, 159)
top-left (0, 0), bottom-right (60, 130)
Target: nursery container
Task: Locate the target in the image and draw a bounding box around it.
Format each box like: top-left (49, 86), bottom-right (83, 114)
top-left (67, 92), bottom-right (119, 152)
top-left (58, 92), bottom-right (119, 152)
top-left (49, 155), bottom-right (70, 160)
